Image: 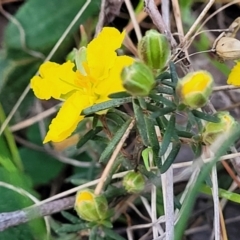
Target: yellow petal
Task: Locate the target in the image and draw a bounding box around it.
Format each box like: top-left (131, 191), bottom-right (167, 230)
top-left (86, 27), bottom-right (125, 80)
top-left (31, 61), bottom-right (78, 100)
top-left (43, 92), bottom-right (90, 143)
top-left (94, 55), bottom-right (134, 103)
top-left (227, 62), bottom-right (240, 86)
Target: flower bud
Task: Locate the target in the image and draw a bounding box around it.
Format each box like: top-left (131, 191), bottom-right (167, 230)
top-left (202, 112), bottom-right (236, 145)
top-left (123, 171), bottom-right (145, 193)
top-left (215, 37), bottom-right (240, 61)
top-left (138, 30), bottom-right (171, 70)
top-left (176, 71), bottom-right (213, 109)
top-left (121, 62), bottom-right (155, 96)
top-left (75, 189), bottom-right (108, 222)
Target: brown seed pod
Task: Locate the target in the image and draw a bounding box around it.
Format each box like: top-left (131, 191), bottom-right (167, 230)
top-left (215, 37), bottom-right (240, 60)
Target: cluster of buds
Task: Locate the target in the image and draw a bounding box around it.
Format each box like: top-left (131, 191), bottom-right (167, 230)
top-left (202, 111), bottom-right (237, 145)
top-left (176, 70), bottom-right (213, 109)
top-left (121, 30), bottom-right (171, 96)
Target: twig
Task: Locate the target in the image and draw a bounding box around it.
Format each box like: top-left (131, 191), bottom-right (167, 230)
top-left (144, 0), bottom-right (177, 48)
top-left (0, 182), bottom-right (50, 236)
top-left (124, 0), bottom-right (142, 41)
top-left (95, 0), bottom-right (124, 35)
top-left (213, 85), bottom-right (240, 92)
top-left (211, 165), bottom-right (220, 240)
top-left (171, 0), bottom-right (184, 42)
top-left (182, 0), bottom-right (215, 45)
top-left (0, 0), bottom-right (92, 136)
top-left (94, 118), bottom-right (135, 195)
top-left (10, 103), bottom-right (61, 132)
top-left (0, 196), bottom-right (74, 232)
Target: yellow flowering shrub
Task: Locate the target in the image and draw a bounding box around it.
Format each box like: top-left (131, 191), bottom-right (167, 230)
top-left (31, 27), bottom-right (134, 143)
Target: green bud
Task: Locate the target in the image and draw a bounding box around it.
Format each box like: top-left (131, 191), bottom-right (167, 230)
top-left (202, 112), bottom-right (236, 145)
top-left (121, 62), bottom-right (155, 96)
top-left (123, 171), bottom-right (145, 193)
top-left (75, 189), bottom-right (108, 222)
top-left (176, 70), bottom-right (213, 109)
top-left (138, 30), bottom-right (171, 70)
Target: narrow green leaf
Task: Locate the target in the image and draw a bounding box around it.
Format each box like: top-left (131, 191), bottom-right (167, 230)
top-left (108, 91), bottom-right (131, 99)
top-left (106, 112), bottom-right (126, 126)
top-left (103, 227), bottom-right (126, 240)
top-left (108, 108), bottom-right (130, 121)
top-left (149, 94), bottom-right (176, 108)
top-left (176, 130), bottom-right (194, 138)
top-left (161, 80), bottom-right (176, 88)
top-left (89, 226), bottom-right (98, 240)
top-left (76, 126), bottom-right (103, 149)
top-left (57, 223), bottom-right (90, 233)
top-left (191, 142), bottom-right (202, 158)
top-left (151, 107), bottom-right (175, 119)
top-left (159, 115), bottom-right (175, 156)
top-left (82, 97), bottom-right (132, 115)
top-left (133, 99), bottom-right (148, 146)
top-left (191, 110), bottom-right (220, 123)
top-left (138, 164), bottom-right (162, 187)
top-left (92, 115), bottom-right (99, 129)
top-left (142, 148), bottom-right (152, 171)
top-left (0, 103), bottom-right (22, 171)
top-left (92, 135), bottom-right (109, 144)
top-left (144, 116), bottom-right (159, 163)
top-left (160, 142), bottom-right (181, 173)
top-left (99, 119), bottom-right (133, 163)
top-left (155, 86), bottom-right (174, 95)
top-left (156, 71), bottom-right (171, 81)
top-left (200, 185), bottom-right (240, 204)
top-left (61, 211), bottom-right (82, 224)
top-left (169, 61), bottom-right (178, 84)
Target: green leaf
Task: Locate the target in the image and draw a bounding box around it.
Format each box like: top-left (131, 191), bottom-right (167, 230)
top-left (20, 148), bottom-right (64, 186)
top-left (156, 71), bottom-right (171, 81)
top-left (151, 107), bottom-right (176, 119)
top-left (106, 112), bottom-right (126, 127)
top-left (0, 167), bottom-right (46, 240)
top-left (61, 211), bottom-right (82, 224)
top-left (154, 86), bottom-right (174, 95)
top-left (176, 130), bottom-right (194, 138)
top-left (82, 97), bottom-right (132, 115)
top-left (169, 61), bottom-right (178, 84)
top-left (149, 94), bottom-right (176, 108)
top-left (57, 223), bottom-right (90, 233)
top-left (159, 115), bottom-right (175, 156)
top-left (4, 0), bottom-right (99, 54)
top-left (99, 119), bottom-right (133, 163)
top-left (103, 227), bottom-right (126, 240)
top-left (142, 147), bottom-right (153, 171)
top-left (160, 142), bottom-right (181, 173)
top-left (200, 185), bottom-right (240, 204)
top-left (108, 91), bottom-right (131, 99)
top-left (161, 80), bottom-right (176, 88)
top-left (76, 126), bottom-right (103, 149)
top-left (132, 99), bottom-right (148, 146)
top-left (191, 110), bottom-right (220, 123)
top-left (144, 116), bottom-right (159, 163)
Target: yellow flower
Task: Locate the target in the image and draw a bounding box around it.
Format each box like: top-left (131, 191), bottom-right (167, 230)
top-left (227, 62), bottom-right (240, 86)
top-left (176, 71), bottom-right (213, 109)
top-left (31, 27), bottom-right (134, 143)
top-left (75, 189), bottom-right (109, 222)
